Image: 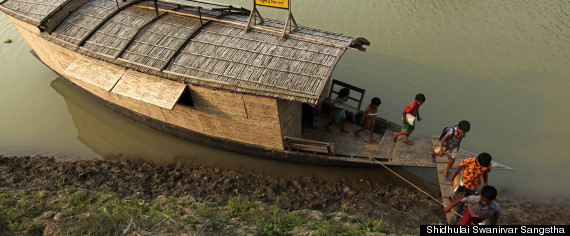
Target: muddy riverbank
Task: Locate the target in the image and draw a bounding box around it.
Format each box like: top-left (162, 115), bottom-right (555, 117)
top-left (0, 155), bottom-right (567, 234)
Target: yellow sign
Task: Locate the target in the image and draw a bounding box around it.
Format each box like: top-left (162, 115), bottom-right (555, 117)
top-left (255, 0), bottom-right (289, 9)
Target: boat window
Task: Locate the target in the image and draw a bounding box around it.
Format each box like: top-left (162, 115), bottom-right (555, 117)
top-left (177, 86), bottom-right (194, 107)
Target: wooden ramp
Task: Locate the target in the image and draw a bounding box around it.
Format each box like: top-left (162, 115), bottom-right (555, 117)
top-left (431, 136), bottom-right (456, 224)
top-left (374, 130), bottom-right (397, 159)
top-left (373, 132), bottom-right (451, 168)
top-left (388, 133), bottom-right (436, 167)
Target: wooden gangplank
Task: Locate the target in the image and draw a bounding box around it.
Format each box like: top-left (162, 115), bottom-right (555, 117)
top-left (374, 130), bottom-right (397, 159)
top-left (388, 133), bottom-right (436, 167)
top-left (431, 136), bottom-right (458, 224)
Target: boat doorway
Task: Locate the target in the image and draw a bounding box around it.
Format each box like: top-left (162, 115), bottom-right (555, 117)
top-left (301, 79), bottom-right (367, 132)
top-left (295, 80), bottom-right (384, 158)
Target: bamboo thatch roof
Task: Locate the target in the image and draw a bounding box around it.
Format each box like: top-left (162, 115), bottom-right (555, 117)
top-left (1, 0), bottom-right (368, 104)
top-left (0, 0), bottom-right (67, 25)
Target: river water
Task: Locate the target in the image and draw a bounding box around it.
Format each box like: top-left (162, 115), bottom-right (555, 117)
top-left (1, 0), bottom-right (568, 201)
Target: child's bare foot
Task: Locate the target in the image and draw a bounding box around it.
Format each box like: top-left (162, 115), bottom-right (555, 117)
top-left (370, 139), bottom-right (378, 144)
top-left (353, 131), bottom-right (360, 138)
top-left (341, 129), bottom-right (349, 134)
top-left (392, 133), bottom-right (398, 142)
top-left (402, 139), bottom-right (413, 145)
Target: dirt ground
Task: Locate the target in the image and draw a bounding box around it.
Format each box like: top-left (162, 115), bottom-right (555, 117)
top-left (0, 155), bottom-right (568, 230)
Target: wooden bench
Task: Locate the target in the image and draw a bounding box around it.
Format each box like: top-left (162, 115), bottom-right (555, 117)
top-left (283, 136), bottom-right (333, 155)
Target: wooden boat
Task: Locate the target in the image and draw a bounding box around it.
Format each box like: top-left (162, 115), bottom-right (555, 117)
top-left (1, 0), bottom-right (512, 170)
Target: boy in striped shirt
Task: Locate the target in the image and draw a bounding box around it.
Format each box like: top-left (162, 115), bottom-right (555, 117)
top-left (429, 120), bottom-right (470, 180)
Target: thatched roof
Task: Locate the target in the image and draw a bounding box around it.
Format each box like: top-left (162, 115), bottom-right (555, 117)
top-left (1, 0), bottom-right (368, 104)
top-left (0, 0), bottom-right (67, 25)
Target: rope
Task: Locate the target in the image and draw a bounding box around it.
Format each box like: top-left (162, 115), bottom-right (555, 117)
top-left (367, 154), bottom-right (463, 218)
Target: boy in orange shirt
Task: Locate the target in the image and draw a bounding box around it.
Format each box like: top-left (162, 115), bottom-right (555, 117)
top-left (450, 152), bottom-right (493, 196)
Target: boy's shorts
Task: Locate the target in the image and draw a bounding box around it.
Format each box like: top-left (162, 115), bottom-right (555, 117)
top-left (459, 207), bottom-right (482, 225)
top-left (402, 121), bottom-right (414, 132)
top-left (434, 145), bottom-right (458, 159)
top-left (363, 117), bottom-right (375, 129)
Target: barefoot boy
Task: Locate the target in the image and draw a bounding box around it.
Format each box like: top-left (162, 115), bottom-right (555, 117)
top-left (429, 120), bottom-right (470, 180)
top-left (325, 88), bottom-right (350, 133)
top-left (444, 185), bottom-right (500, 225)
top-left (354, 97), bottom-right (381, 144)
top-left (450, 152), bottom-right (493, 196)
top-left (393, 93), bottom-right (425, 145)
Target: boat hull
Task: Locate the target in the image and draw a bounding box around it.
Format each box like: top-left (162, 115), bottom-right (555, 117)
top-left (7, 15), bottom-right (383, 167)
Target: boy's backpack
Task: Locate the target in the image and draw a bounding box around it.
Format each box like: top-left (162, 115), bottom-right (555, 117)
top-left (439, 126), bottom-right (456, 141)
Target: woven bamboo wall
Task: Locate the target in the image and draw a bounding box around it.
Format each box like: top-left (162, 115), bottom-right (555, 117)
top-left (62, 56), bottom-right (125, 91)
top-left (71, 69), bottom-right (284, 150)
top-left (190, 86), bottom-right (248, 119)
top-left (10, 14), bottom-right (285, 149)
top-left (7, 15), bottom-right (78, 73)
top-left (277, 100), bottom-right (301, 139)
top-left (111, 70), bottom-right (186, 110)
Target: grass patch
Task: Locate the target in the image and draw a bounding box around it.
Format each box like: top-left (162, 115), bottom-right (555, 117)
top-left (0, 191), bottom-right (54, 232)
top-left (308, 219), bottom-right (333, 235)
top-left (355, 217), bottom-right (394, 233)
top-left (227, 195), bottom-right (252, 218)
top-left (253, 201), bottom-right (303, 235)
top-left (58, 212), bottom-right (131, 235)
top-left (0, 189), bottom-right (403, 235)
top-left (56, 177), bottom-right (65, 189)
top-left (0, 190), bottom-right (183, 235)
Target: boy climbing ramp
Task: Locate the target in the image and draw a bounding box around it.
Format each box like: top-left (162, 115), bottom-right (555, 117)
top-left (429, 120), bottom-right (471, 180)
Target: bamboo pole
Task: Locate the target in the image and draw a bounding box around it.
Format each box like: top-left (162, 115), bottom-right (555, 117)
top-left (133, 5), bottom-right (357, 50)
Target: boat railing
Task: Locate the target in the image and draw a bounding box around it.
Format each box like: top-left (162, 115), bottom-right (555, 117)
top-left (328, 79), bottom-right (365, 111)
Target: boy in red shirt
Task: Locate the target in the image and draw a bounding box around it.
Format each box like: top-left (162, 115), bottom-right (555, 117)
top-left (393, 93), bottom-right (425, 145)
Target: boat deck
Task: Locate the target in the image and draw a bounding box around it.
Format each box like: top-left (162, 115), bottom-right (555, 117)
top-left (302, 116), bottom-right (477, 167)
top-left (301, 117), bottom-right (382, 158)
